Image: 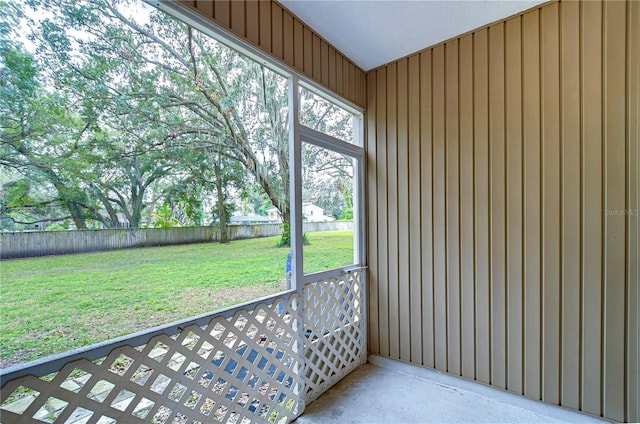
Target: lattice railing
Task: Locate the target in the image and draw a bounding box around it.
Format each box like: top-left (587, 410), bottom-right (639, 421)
top-left (0, 295), bottom-right (303, 424)
top-left (302, 269), bottom-right (366, 402)
top-left (0, 267), bottom-right (366, 423)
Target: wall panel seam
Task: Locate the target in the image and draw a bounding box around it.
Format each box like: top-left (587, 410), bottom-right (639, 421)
top-left (457, 39), bottom-right (463, 375)
top-left (418, 54), bottom-right (425, 366)
top-left (625, 1), bottom-right (639, 420)
top-left (471, 32), bottom-right (477, 382)
top-left (599, 0), bottom-right (605, 416)
top-left (519, 13), bottom-right (526, 396)
top-left (577, 1), bottom-right (584, 410)
top-left (503, 18), bottom-right (509, 391)
top-left (538, 6), bottom-right (544, 401)
top-left (487, 27), bottom-right (493, 386)
top-left (558, 1), bottom-right (564, 406)
top-left (444, 43), bottom-right (450, 373)
top-left (431, 53), bottom-right (437, 367)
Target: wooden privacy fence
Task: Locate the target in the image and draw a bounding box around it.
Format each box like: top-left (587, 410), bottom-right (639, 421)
top-left (0, 222), bottom-right (353, 259)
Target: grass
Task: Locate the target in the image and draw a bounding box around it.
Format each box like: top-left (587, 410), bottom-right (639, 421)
top-left (0, 230), bottom-right (354, 368)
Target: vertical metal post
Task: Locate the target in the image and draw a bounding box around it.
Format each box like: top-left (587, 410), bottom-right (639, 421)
top-left (288, 76), bottom-right (307, 414)
top-left (352, 114), bottom-right (365, 266)
top-left (289, 76), bottom-right (303, 293)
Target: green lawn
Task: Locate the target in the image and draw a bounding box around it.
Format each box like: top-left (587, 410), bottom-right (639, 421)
top-left (0, 230), bottom-right (354, 368)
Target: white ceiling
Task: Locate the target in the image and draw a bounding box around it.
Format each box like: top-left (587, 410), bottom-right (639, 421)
top-left (279, 0), bottom-right (547, 71)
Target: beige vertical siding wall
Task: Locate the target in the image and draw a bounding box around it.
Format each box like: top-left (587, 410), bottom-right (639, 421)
top-left (366, 1), bottom-right (639, 422)
top-left (178, 0), bottom-right (366, 108)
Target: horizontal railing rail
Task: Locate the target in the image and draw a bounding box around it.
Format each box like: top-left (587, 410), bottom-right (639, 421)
top-left (302, 265), bottom-right (367, 286)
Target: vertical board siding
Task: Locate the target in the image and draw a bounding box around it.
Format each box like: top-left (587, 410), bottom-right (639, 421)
top-left (312, 34), bottom-right (321, 82)
top-left (419, 50), bottom-right (436, 369)
top-left (560, 0), bottom-right (580, 410)
top-left (408, 54), bottom-right (423, 365)
top-left (376, 66), bottom-right (390, 357)
top-left (214, 1), bottom-right (230, 28)
top-left (328, 48), bottom-right (336, 92)
top-left (230, 1), bottom-right (244, 37)
top-left (580, 0), bottom-right (603, 416)
top-left (473, 28), bottom-right (492, 386)
top-left (303, 28), bottom-right (312, 76)
top-left (397, 58), bottom-right (411, 362)
top-left (602, 2), bottom-right (627, 421)
top-left (458, 34), bottom-right (476, 381)
top-left (432, 45), bottom-right (448, 372)
top-left (445, 40), bottom-right (461, 376)
top-left (489, 22), bottom-right (507, 390)
top-left (386, 62), bottom-right (400, 360)
top-left (271, 2), bottom-right (283, 60)
top-left (245, 1), bottom-right (259, 45)
top-left (522, 8), bottom-right (542, 401)
top-left (505, 16), bottom-right (523, 396)
top-left (541, 3), bottom-right (561, 405)
top-left (258, 1), bottom-right (271, 52)
top-left (282, 11), bottom-right (293, 64)
top-left (365, 1), bottom-right (638, 422)
top-left (182, 0), bottom-right (366, 108)
top-left (626, 3), bottom-right (640, 421)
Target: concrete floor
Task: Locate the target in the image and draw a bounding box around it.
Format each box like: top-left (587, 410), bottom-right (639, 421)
top-left (295, 356), bottom-right (607, 424)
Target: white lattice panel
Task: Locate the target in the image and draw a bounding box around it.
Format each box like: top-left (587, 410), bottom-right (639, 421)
top-left (302, 270), bottom-right (366, 402)
top-left (1, 295), bottom-right (303, 424)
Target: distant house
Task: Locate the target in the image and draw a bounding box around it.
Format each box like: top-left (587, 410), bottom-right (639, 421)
top-left (302, 203), bottom-right (335, 222)
top-left (266, 203), bottom-right (335, 223)
top-left (229, 213), bottom-right (276, 224)
top-left (266, 207), bottom-right (281, 223)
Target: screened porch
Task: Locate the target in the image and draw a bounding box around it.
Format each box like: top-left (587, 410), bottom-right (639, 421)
top-left (1, 0), bottom-right (637, 423)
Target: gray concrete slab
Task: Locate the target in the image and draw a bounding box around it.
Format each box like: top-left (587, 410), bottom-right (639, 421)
top-left (295, 356), bottom-right (607, 424)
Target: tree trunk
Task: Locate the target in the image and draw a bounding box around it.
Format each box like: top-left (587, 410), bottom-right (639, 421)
top-left (94, 189), bottom-right (121, 228)
top-left (214, 160), bottom-right (228, 243)
top-left (65, 200), bottom-right (87, 229)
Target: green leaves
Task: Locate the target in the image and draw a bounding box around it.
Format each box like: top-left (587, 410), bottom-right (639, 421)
top-left (151, 204), bottom-right (180, 228)
top-left (1, 0), bottom-right (294, 232)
